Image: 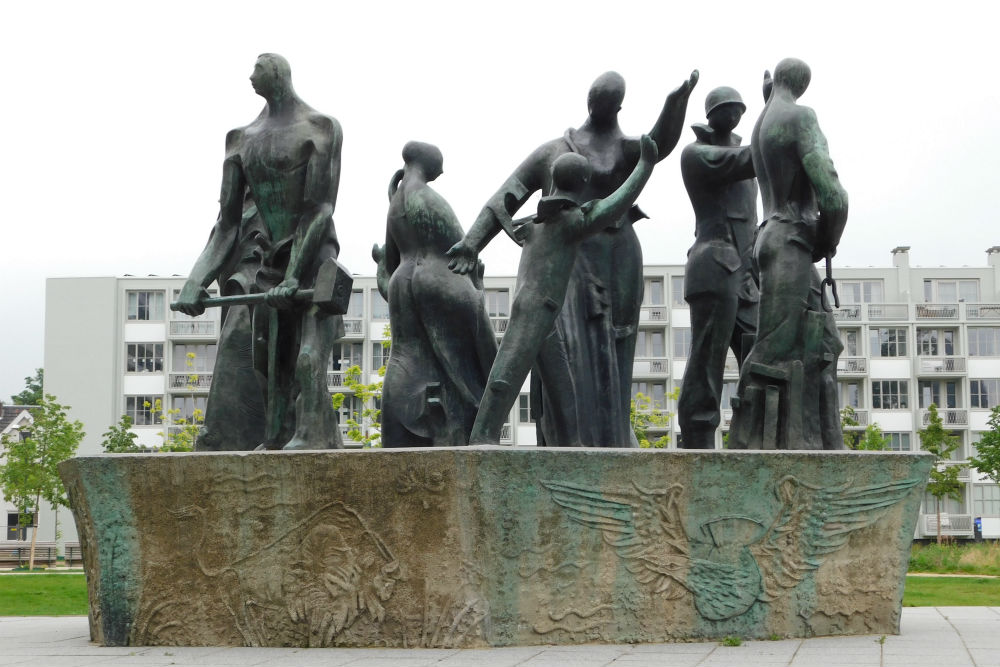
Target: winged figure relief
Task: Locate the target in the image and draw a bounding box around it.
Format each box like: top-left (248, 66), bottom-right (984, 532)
top-left (542, 474), bottom-right (922, 622)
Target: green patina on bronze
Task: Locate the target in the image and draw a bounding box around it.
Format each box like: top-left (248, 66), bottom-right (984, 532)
top-left (62, 449), bottom-right (933, 648)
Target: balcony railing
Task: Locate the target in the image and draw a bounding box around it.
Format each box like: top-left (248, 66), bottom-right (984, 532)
top-left (491, 317), bottom-right (509, 335)
top-left (327, 371), bottom-right (347, 389)
top-left (967, 303), bottom-right (1000, 320)
top-left (842, 409), bottom-right (868, 428)
top-left (920, 408), bottom-right (969, 427)
top-left (168, 372), bottom-right (212, 391)
top-left (343, 318), bottom-right (364, 337)
top-left (169, 320), bottom-right (217, 337)
top-left (722, 409), bottom-right (733, 428)
top-left (868, 303), bottom-right (908, 320)
top-left (500, 423), bottom-right (513, 444)
top-left (832, 305), bottom-right (862, 321)
top-left (633, 358), bottom-right (668, 376)
top-left (916, 356), bottom-right (967, 374)
top-left (837, 357), bottom-right (867, 374)
top-left (923, 513), bottom-right (973, 537)
top-left (640, 305), bottom-right (668, 322)
top-left (916, 303), bottom-right (959, 320)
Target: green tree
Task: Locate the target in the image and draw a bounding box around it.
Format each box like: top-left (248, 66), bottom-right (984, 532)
top-left (840, 405), bottom-right (891, 451)
top-left (101, 415), bottom-right (140, 453)
top-left (11, 368), bottom-right (44, 405)
top-left (919, 403), bottom-right (963, 544)
top-left (0, 394), bottom-right (83, 569)
top-left (332, 329), bottom-right (389, 448)
top-left (631, 388), bottom-right (679, 449)
top-left (969, 405), bottom-right (1000, 485)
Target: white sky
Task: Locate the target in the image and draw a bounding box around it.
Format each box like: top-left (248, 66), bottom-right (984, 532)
top-left (2, 0), bottom-right (997, 401)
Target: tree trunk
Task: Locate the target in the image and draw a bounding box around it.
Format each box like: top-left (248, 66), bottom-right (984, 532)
top-left (28, 494), bottom-right (40, 570)
top-left (936, 497), bottom-right (942, 545)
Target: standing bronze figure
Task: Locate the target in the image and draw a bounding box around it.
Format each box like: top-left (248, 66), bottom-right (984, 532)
top-left (449, 70), bottom-right (697, 446)
top-left (175, 54), bottom-right (346, 450)
top-left (729, 58), bottom-right (848, 450)
top-left (379, 142), bottom-right (497, 446)
top-left (677, 87), bottom-right (758, 449)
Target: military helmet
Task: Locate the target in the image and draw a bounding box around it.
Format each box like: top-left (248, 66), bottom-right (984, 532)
top-left (704, 86), bottom-right (746, 117)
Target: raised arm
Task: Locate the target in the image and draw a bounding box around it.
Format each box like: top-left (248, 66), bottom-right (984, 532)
top-left (586, 135), bottom-right (658, 232)
top-left (174, 129), bottom-right (246, 315)
top-left (648, 70), bottom-right (699, 162)
top-left (798, 109), bottom-right (848, 260)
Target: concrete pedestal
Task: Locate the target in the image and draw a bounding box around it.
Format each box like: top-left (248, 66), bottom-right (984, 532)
top-left (59, 448), bottom-right (932, 648)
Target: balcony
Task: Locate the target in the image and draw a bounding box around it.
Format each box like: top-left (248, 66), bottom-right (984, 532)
top-left (920, 408), bottom-right (969, 427)
top-left (916, 356), bottom-right (967, 375)
top-left (868, 303), bottom-right (908, 321)
top-left (169, 320), bottom-right (217, 338)
top-left (922, 513), bottom-right (974, 538)
top-left (633, 358), bottom-right (669, 376)
top-left (916, 303), bottom-right (959, 320)
top-left (640, 305), bottom-right (668, 323)
top-left (967, 303), bottom-right (1000, 320)
top-left (842, 409), bottom-right (869, 428)
top-left (491, 317), bottom-right (509, 335)
top-left (837, 357), bottom-right (868, 375)
top-left (168, 372), bottom-right (212, 392)
top-left (832, 305), bottom-right (862, 321)
top-left (343, 318), bottom-right (365, 337)
top-left (500, 423), bottom-right (513, 444)
top-left (327, 371), bottom-right (348, 389)
top-left (722, 409), bottom-right (733, 428)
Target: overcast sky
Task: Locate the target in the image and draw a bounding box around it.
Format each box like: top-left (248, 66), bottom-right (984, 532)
top-left (2, 1), bottom-right (997, 401)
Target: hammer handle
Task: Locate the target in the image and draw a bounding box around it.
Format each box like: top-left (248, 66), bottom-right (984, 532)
top-left (170, 289), bottom-right (315, 311)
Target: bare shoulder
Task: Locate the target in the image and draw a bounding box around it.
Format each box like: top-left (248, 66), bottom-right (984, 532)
top-left (307, 113), bottom-right (342, 138)
top-left (224, 126), bottom-right (247, 156)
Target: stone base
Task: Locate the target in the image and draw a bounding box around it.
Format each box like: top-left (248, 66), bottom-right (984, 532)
top-left (59, 448), bottom-right (932, 648)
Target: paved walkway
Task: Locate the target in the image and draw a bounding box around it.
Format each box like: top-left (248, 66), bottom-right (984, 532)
top-left (1, 608), bottom-right (999, 666)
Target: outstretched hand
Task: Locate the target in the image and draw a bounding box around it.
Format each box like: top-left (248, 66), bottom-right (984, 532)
top-left (174, 281), bottom-right (209, 317)
top-left (762, 70), bottom-right (773, 102)
top-left (671, 69), bottom-right (700, 99)
top-left (446, 240), bottom-right (478, 275)
top-left (639, 134), bottom-right (658, 163)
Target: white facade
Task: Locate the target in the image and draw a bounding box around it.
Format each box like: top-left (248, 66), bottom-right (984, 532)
top-left (25, 247), bottom-right (1000, 547)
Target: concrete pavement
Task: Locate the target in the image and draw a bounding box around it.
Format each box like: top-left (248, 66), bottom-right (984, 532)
top-left (1, 608), bottom-right (999, 666)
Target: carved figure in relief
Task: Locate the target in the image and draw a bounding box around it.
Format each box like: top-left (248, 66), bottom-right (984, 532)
top-left (543, 474), bottom-right (921, 621)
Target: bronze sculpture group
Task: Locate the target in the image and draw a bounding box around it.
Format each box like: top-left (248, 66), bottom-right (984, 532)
top-left (173, 54), bottom-right (848, 452)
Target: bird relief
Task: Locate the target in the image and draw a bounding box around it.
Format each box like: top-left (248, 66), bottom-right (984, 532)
top-left (542, 474), bottom-right (922, 622)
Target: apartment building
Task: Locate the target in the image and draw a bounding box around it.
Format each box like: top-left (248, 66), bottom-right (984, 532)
top-left (25, 246), bottom-right (1000, 548)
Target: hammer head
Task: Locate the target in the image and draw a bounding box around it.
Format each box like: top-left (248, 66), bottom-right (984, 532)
top-left (313, 257), bottom-right (354, 315)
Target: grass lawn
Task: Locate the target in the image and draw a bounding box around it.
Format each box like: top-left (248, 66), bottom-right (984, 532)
top-left (903, 575), bottom-right (1000, 606)
top-left (0, 574), bottom-right (88, 615)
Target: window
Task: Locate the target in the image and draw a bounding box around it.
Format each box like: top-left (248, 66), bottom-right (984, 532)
top-left (172, 344), bottom-right (217, 372)
top-left (838, 280), bottom-right (884, 304)
top-left (642, 278), bottom-right (664, 306)
top-left (917, 329), bottom-right (955, 356)
top-left (371, 342), bottom-right (391, 370)
top-left (885, 433), bottom-right (911, 451)
top-left (485, 289), bottom-right (510, 318)
top-left (672, 328), bottom-right (692, 358)
top-left (329, 343), bottom-right (363, 372)
top-left (636, 329), bottom-right (666, 357)
top-left (971, 379), bottom-right (1000, 409)
top-left (346, 291), bottom-right (364, 318)
top-left (974, 485), bottom-right (1000, 517)
top-left (919, 380), bottom-right (958, 409)
top-left (969, 328), bottom-right (1000, 357)
top-left (670, 277), bottom-right (686, 307)
top-left (923, 488), bottom-right (965, 515)
top-left (840, 329), bottom-right (860, 356)
top-left (924, 279), bottom-right (979, 303)
top-left (631, 382), bottom-right (666, 410)
top-left (840, 381), bottom-right (863, 409)
top-left (127, 290), bottom-right (165, 321)
top-left (870, 328), bottom-right (908, 357)
top-left (6, 512), bottom-right (35, 541)
top-left (872, 380), bottom-right (908, 409)
top-left (126, 343), bottom-right (164, 373)
top-left (721, 381), bottom-right (739, 411)
top-left (518, 394), bottom-right (534, 423)
top-left (371, 291), bottom-right (390, 320)
top-left (172, 396), bottom-right (206, 423)
top-left (126, 395), bottom-right (162, 425)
